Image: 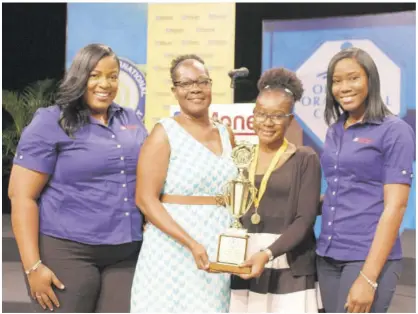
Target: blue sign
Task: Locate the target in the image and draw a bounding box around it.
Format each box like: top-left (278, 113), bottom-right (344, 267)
top-left (262, 11), bottom-right (416, 231)
top-left (66, 3), bottom-right (148, 117)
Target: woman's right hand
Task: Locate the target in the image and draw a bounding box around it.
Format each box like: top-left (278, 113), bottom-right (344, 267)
top-left (190, 242), bottom-right (210, 271)
top-left (27, 264), bottom-right (65, 311)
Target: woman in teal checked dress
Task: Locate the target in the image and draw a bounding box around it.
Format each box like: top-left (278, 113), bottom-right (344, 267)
top-left (131, 54), bottom-right (237, 312)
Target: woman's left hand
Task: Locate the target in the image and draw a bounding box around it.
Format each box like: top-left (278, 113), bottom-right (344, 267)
top-left (238, 251), bottom-right (269, 280)
top-left (345, 275), bottom-right (376, 313)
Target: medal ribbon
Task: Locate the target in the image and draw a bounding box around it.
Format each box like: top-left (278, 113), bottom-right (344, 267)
top-left (249, 138), bottom-right (288, 209)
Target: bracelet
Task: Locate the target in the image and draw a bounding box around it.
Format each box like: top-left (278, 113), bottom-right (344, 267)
top-left (260, 248), bottom-right (274, 262)
top-left (360, 270), bottom-right (378, 290)
top-left (25, 260), bottom-right (42, 276)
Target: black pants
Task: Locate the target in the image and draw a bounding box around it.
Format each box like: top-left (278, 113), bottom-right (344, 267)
top-left (317, 255), bottom-right (402, 313)
top-left (26, 234), bottom-right (142, 313)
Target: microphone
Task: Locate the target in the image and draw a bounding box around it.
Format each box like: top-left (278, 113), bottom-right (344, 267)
top-left (228, 67), bottom-right (249, 78)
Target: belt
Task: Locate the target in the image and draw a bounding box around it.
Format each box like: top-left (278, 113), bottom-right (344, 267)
top-left (160, 194), bottom-right (225, 206)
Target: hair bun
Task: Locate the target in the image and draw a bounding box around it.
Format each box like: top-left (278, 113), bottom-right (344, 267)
top-left (257, 67), bottom-right (303, 102)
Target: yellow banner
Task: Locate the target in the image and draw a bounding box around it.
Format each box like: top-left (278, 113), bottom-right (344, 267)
top-left (145, 3), bottom-right (236, 129)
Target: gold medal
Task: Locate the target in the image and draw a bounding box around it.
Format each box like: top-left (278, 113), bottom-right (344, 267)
top-left (251, 213), bottom-right (261, 225)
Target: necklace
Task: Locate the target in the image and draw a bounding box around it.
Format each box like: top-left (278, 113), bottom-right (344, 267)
top-left (248, 138), bottom-right (288, 224)
top-left (344, 116), bottom-right (363, 129)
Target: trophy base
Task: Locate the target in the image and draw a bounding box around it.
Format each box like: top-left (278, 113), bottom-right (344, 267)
top-left (209, 262), bottom-right (251, 274)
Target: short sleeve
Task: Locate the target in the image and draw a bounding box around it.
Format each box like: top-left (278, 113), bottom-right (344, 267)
top-left (134, 110), bottom-right (149, 140)
top-left (13, 106), bottom-right (60, 174)
top-left (382, 118), bottom-right (415, 185)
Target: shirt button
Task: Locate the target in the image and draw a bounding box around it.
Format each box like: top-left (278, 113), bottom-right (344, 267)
top-left (117, 144), bottom-right (121, 148)
top-left (19, 155), bottom-right (23, 159)
top-left (122, 184), bottom-right (126, 188)
top-left (334, 165), bottom-right (337, 169)
top-left (120, 156), bottom-right (124, 161)
top-left (111, 135), bottom-right (115, 139)
top-left (328, 236), bottom-right (332, 240)
top-left (121, 170), bottom-right (125, 174)
top-left (402, 170), bottom-right (407, 175)
top-left (332, 191), bottom-right (336, 196)
top-left (334, 178), bottom-right (338, 182)
top-left (125, 212), bottom-right (130, 216)
top-left (331, 207), bottom-right (335, 211)
top-left (328, 222), bottom-right (332, 226)
top-left (124, 197), bottom-right (128, 202)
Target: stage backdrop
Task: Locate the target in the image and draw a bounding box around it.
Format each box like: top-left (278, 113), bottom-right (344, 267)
top-left (262, 11), bottom-right (416, 231)
top-left (66, 3), bottom-right (148, 118)
top-left (66, 3), bottom-right (235, 130)
top-left (145, 3), bottom-right (235, 129)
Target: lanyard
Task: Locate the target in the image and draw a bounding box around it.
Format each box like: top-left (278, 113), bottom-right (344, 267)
top-left (248, 138), bottom-right (288, 224)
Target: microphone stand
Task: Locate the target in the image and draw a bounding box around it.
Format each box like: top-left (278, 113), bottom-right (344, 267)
top-left (230, 75), bottom-right (237, 89)
top-left (228, 68), bottom-right (249, 101)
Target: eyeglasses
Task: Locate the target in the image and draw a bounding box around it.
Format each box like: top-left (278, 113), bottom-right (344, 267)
top-left (253, 111), bottom-right (293, 124)
top-left (173, 78), bottom-right (212, 90)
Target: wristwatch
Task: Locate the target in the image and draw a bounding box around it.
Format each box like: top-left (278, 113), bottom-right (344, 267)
top-left (261, 248), bottom-right (274, 262)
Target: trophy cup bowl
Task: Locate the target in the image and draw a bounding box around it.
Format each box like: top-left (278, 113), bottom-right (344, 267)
top-left (209, 142), bottom-right (257, 274)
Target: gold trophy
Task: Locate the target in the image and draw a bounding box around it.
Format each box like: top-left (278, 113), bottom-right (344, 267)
top-left (210, 142), bottom-right (257, 274)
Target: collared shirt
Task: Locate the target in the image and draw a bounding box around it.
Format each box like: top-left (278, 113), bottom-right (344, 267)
top-left (13, 104), bottom-right (148, 245)
top-left (317, 114), bottom-right (415, 261)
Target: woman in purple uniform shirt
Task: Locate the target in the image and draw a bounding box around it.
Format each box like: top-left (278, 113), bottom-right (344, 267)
top-left (317, 47), bottom-right (415, 313)
top-left (8, 44), bottom-right (148, 312)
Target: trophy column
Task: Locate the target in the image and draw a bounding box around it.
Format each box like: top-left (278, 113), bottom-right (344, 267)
top-left (209, 142), bottom-right (257, 274)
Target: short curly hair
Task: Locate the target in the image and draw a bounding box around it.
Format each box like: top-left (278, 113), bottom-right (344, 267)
top-left (257, 67), bottom-right (304, 102)
top-left (170, 54), bottom-right (206, 83)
